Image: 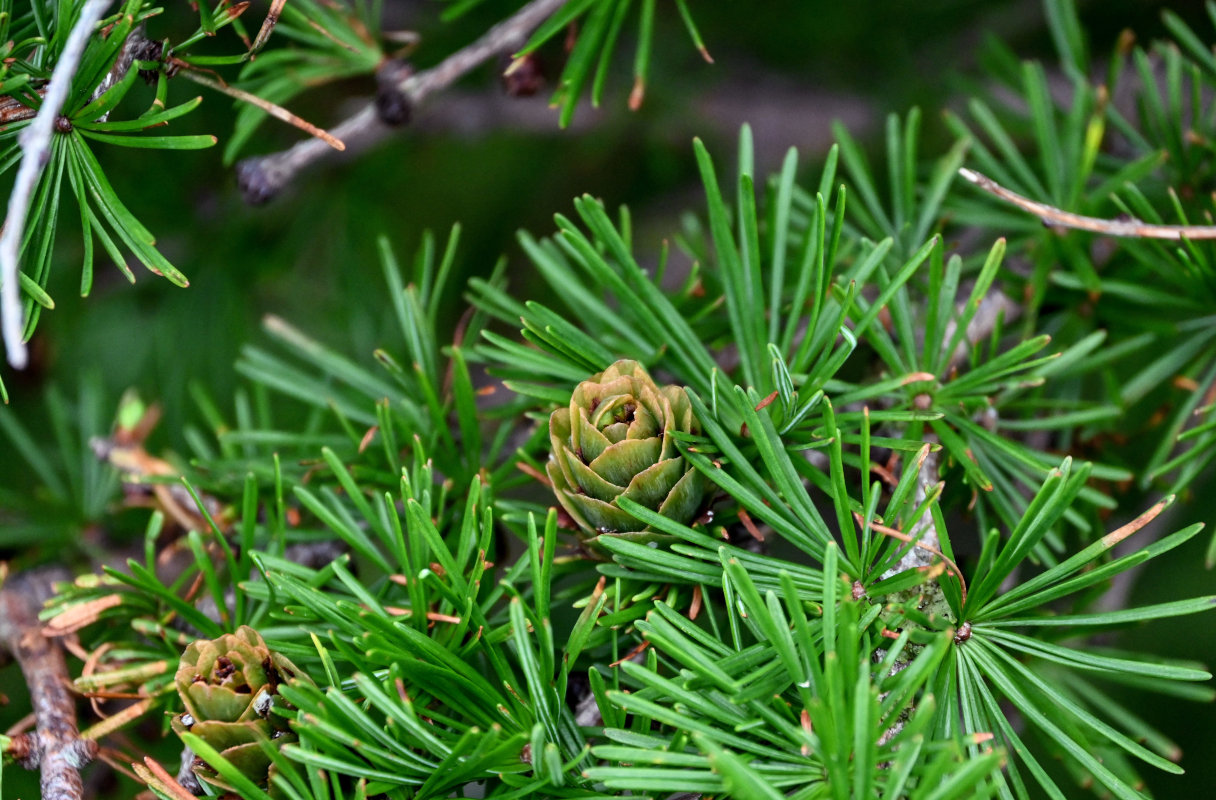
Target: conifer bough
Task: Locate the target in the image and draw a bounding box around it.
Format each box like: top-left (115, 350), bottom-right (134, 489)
top-left (548, 359), bottom-right (709, 536)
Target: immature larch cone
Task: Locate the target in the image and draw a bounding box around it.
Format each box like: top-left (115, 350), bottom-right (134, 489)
top-left (171, 626), bottom-right (305, 794)
top-left (547, 359), bottom-right (708, 535)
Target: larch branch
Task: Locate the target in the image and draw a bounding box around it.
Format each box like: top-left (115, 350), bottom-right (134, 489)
top-left (0, 568), bottom-right (98, 800)
top-left (236, 0), bottom-right (567, 205)
top-left (958, 167), bottom-right (1216, 239)
top-left (1, 0), bottom-right (115, 370)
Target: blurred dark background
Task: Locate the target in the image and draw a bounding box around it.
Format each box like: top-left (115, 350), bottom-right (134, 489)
top-left (3, 1), bottom-right (1216, 797)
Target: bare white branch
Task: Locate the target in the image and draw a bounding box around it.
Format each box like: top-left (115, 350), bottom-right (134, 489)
top-left (1, 0), bottom-right (115, 370)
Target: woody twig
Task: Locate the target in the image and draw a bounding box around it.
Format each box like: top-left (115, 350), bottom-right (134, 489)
top-left (958, 167), bottom-right (1216, 239)
top-left (236, 0), bottom-right (566, 204)
top-left (0, 568), bottom-right (99, 800)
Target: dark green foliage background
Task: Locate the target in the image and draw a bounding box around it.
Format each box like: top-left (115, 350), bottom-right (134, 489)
top-left (3, 1), bottom-right (1215, 797)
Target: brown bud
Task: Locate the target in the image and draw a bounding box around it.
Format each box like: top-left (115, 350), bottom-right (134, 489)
top-left (130, 38), bottom-right (166, 84)
top-left (502, 53), bottom-right (545, 97)
top-left (7, 733), bottom-right (40, 768)
top-left (375, 60), bottom-right (413, 126)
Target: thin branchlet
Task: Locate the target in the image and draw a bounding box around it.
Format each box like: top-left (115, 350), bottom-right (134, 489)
top-left (959, 167), bottom-right (1216, 238)
top-left (236, 0), bottom-right (567, 204)
top-left (1, 0), bottom-right (116, 369)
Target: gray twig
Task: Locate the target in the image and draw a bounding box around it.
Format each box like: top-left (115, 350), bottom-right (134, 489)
top-left (959, 167), bottom-right (1216, 239)
top-left (175, 745), bottom-right (203, 795)
top-left (884, 443), bottom-right (941, 578)
top-left (0, 568), bottom-right (98, 800)
top-left (883, 277), bottom-right (1021, 576)
top-left (1, 0), bottom-right (115, 369)
top-left (943, 287), bottom-right (1019, 368)
top-left (236, 0), bottom-right (566, 204)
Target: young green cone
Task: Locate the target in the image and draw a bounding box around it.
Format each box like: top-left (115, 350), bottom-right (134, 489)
top-left (171, 626), bottom-right (307, 794)
top-left (547, 359), bottom-right (709, 536)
